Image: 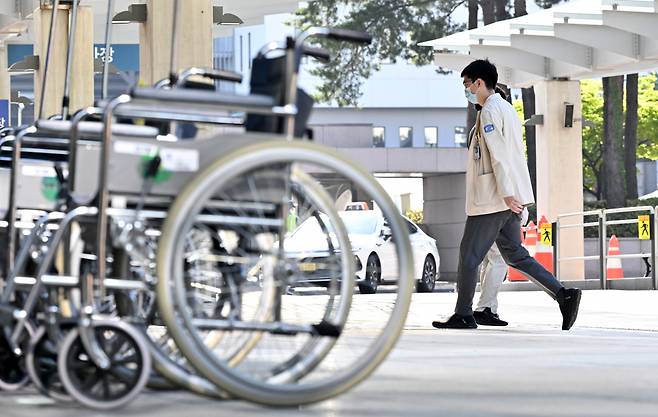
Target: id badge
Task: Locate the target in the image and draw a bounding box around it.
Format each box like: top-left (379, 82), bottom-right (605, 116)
top-left (473, 143), bottom-right (481, 161)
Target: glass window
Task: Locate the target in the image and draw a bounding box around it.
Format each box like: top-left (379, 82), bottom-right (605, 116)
top-left (292, 212), bottom-right (379, 239)
top-left (404, 219), bottom-right (418, 234)
top-left (454, 126), bottom-right (467, 148)
top-left (424, 127), bottom-right (438, 147)
top-left (399, 127), bottom-right (413, 148)
top-left (372, 127), bottom-right (385, 148)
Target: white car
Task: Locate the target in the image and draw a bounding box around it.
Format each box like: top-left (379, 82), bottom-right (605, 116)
top-left (284, 210), bottom-right (440, 294)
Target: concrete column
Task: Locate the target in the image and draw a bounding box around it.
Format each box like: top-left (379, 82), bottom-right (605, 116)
top-left (534, 80), bottom-right (585, 280)
top-left (139, 0), bottom-right (213, 86)
top-left (33, 4), bottom-right (94, 119)
top-left (423, 173), bottom-right (467, 282)
top-left (0, 45), bottom-right (9, 101)
top-left (69, 6), bottom-right (94, 113)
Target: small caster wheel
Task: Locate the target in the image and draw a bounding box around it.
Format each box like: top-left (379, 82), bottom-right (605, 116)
top-left (57, 320), bottom-right (151, 410)
top-left (0, 324), bottom-right (33, 391)
top-left (25, 327), bottom-right (71, 401)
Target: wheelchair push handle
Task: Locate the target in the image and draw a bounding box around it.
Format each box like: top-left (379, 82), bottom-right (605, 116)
top-left (296, 27), bottom-right (373, 49)
top-left (290, 27), bottom-right (372, 70)
top-left (176, 68), bottom-right (244, 87)
top-left (324, 28), bottom-right (373, 45)
top-left (301, 46), bottom-right (331, 63)
top-left (257, 42), bottom-right (331, 63)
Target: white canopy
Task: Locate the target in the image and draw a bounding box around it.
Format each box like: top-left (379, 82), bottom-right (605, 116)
top-left (420, 0), bottom-right (658, 86)
top-left (0, 1), bottom-right (302, 44)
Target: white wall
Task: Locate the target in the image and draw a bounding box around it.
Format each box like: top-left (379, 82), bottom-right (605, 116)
top-left (309, 107), bottom-right (466, 148)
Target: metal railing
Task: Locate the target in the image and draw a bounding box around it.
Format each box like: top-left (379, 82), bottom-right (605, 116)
top-left (554, 206), bottom-right (656, 290)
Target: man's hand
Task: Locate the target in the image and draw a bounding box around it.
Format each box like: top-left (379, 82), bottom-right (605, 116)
top-left (503, 196), bottom-right (523, 214)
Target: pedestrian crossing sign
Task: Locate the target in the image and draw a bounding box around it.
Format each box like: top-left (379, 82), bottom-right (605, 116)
top-left (539, 223), bottom-right (552, 246)
top-left (638, 215), bottom-right (651, 240)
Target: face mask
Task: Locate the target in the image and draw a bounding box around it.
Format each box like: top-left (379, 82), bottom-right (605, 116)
top-left (465, 87), bottom-right (478, 104)
top-left (464, 81), bottom-right (479, 104)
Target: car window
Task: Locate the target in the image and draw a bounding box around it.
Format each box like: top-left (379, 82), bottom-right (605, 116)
top-left (339, 213), bottom-right (379, 235)
top-left (292, 215), bottom-right (332, 239)
top-left (383, 219), bottom-right (418, 234)
top-left (405, 219), bottom-right (418, 234)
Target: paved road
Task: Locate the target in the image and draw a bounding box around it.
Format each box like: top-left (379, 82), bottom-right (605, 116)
top-left (2, 290), bottom-right (658, 417)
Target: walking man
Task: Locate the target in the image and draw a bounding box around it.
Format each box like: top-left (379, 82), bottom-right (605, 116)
top-left (432, 59), bottom-right (582, 330)
top-left (464, 96), bottom-right (513, 327)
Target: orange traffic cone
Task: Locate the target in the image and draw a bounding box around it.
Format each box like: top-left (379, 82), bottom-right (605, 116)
top-left (535, 216), bottom-right (554, 274)
top-left (606, 234), bottom-right (624, 279)
top-left (508, 222), bottom-right (536, 281)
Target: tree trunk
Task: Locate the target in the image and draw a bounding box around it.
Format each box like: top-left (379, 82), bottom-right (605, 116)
top-left (494, 0), bottom-right (508, 21)
top-left (522, 87), bottom-right (537, 198)
top-left (624, 73), bottom-right (639, 200)
top-left (465, 0), bottom-right (479, 137)
top-left (514, 0), bottom-right (527, 16)
top-left (602, 75), bottom-right (626, 208)
top-left (468, 0), bottom-right (479, 29)
top-left (480, 0), bottom-right (495, 24)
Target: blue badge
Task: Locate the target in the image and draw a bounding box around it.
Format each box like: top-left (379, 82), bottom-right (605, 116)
top-left (484, 124), bottom-right (495, 133)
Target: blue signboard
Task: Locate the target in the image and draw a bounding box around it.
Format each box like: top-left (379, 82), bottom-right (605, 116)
top-left (93, 44), bottom-right (140, 71)
top-left (7, 44), bottom-right (33, 67)
top-left (0, 100), bottom-right (9, 129)
top-left (8, 44), bottom-right (140, 72)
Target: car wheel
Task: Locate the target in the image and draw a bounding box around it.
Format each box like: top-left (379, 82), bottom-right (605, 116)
top-left (358, 254), bottom-right (380, 294)
top-left (416, 256), bottom-right (436, 293)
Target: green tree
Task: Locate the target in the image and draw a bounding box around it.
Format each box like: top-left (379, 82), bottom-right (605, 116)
top-left (294, 0), bottom-right (464, 106)
top-left (579, 74), bottom-right (658, 201)
top-left (581, 79), bottom-right (604, 199)
top-left (637, 73), bottom-right (658, 160)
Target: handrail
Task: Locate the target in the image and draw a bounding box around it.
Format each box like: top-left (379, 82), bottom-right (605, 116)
top-left (553, 206), bottom-right (656, 290)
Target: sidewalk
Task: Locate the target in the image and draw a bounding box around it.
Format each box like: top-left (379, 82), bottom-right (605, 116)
top-left (407, 289), bottom-right (658, 331)
top-left (2, 290), bottom-right (657, 417)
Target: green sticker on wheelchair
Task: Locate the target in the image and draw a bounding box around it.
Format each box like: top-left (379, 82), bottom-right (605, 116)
top-left (41, 176), bottom-right (60, 202)
top-left (139, 155), bottom-right (172, 184)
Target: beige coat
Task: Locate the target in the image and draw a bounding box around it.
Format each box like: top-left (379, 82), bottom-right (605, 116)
top-left (465, 93), bottom-right (535, 216)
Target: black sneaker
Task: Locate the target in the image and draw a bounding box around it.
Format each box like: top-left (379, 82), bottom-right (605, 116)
top-left (473, 308), bottom-right (508, 326)
top-left (557, 288), bottom-right (582, 331)
top-left (432, 314), bottom-right (477, 329)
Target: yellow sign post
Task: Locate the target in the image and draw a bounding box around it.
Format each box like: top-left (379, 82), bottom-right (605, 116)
top-left (539, 223), bottom-right (552, 246)
top-left (638, 215), bottom-right (651, 240)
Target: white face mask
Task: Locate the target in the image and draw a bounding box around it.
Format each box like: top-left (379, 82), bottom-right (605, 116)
top-left (464, 87), bottom-right (478, 104)
top-left (464, 80), bottom-right (479, 104)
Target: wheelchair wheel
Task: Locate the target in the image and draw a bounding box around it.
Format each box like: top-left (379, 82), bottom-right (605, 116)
top-left (25, 326), bottom-right (71, 401)
top-left (57, 320), bottom-right (151, 410)
top-left (157, 140), bottom-right (413, 405)
top-left (152, 167), bottom-right (341, 397)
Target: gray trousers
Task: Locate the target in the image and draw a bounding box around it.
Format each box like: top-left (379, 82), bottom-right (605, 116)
top-left (476, 244), bottom-right (507, 314)
top-left (455, 210), bottom-right (564, 316)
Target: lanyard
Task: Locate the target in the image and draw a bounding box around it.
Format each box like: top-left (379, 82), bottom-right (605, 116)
top-left (472, 113), bottom-right (482, 161)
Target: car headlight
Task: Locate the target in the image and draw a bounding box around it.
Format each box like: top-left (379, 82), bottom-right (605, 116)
top-left (354, 255), bottom-right (363, 272)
